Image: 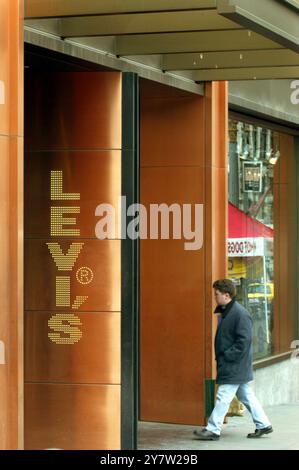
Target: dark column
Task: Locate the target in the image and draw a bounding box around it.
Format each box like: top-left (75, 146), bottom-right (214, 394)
top-left (121, 73), bottom-right (140, 450)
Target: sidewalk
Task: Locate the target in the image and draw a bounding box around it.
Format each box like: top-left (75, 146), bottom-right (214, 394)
top-left (138, 404), bottom-right (299, 450)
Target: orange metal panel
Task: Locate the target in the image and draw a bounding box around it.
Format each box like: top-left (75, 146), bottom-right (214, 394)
top-left (141, 93), bottom-right (205, 168)
top-left (141, 166), bottom-right (205, 204)
top-left (25, 72), bottom-right (122, 150)
top-left (9, 0), bottom-right (24, 137)
top-left (277, 133), bottom-right (295, 185)
top-left (25, 150), bottom-right (121, 238)
top-left (140, 80), bottom-right (228, 426)
top-left (25, 311), bottom-right (121, 384)
top-left (204, 82), bottom-right (228, 169)
top-left (140, 239), bottom-right (205, 424)
top-left (0, 136), bottom-right (12, 449)
top-left (25, 383), bottom-right (121, 450)
top-left (0, 135), bottom-right (23, 450)
top-left (0, 1), bottom-right (9, 136)
top-left (24, 71), bottom-right (122, 450)
top-left (0, 0), bottom-right (23, 137)
top-left (273, 133), bottom-right (296, 354)
top-left (0, 0), bottom-right (24, 437)
top-left (25, 239), bottom-right (121, 312)
top-left (203, 82), bottom-right (228, 380)
top-left (141, 165), bottom-right (205, 249)
top-left (140, 86), bottom-right (206, 425)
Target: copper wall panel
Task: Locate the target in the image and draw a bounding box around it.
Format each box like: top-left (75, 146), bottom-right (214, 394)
top-left (25, 239), bottom-right (121, 311)
top-left (25, 150), bottom-right (121, 238)
top-left (0, 0), bottom-right (23, 449)
top-left (9, 0), bottom-right (24, 138)
top-left (141, 166), bottom-right (205, 252)
top-left (204, 82), bottom-right (228, 169)
top-left (141, 95), bottom-right (205, 168)
top-left (25, 383), bottom-right (121, 450)
top-left (140, 79), bottom-right (192, 100)
top-left (203, 82), bottom-right (228, 380)
top-left (25, 71), bottom-right (122, 449)
top-left (140, 87), bottom-right (206, 425)
top-left (25, 312), bottom-right (120, 384)
top-left (141, 166), bottom-right (205, 203)
top-left (0, 1), bottom-right (9, 136)
top-left (0, 137), bottom-right (13, 449)
top-left (25, 72), bottom-right (121, 151)
top-left (274, 133), bottom-right (296, 354)
top-left (141, 240), bottom-right (205, 423)
top-left (140, 80), bottom-right (227, 426)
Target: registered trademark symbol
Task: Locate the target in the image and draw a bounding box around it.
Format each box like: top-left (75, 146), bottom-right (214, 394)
top-left (76, 266), bottom-right (94, 285)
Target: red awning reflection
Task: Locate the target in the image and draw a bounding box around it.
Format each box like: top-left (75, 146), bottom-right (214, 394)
top-left (229, 203), bottom-right (273, 239)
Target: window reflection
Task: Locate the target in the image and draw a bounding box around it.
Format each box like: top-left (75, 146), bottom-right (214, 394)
top-left (228, 119), bottom-right (278, 360)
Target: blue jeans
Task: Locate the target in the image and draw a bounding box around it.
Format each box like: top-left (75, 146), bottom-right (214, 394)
top-left (206, 383), bottom-right (271, 436)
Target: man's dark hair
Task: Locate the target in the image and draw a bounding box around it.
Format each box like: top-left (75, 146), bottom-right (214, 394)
top-left (213, 279), bottom-right (236, 299)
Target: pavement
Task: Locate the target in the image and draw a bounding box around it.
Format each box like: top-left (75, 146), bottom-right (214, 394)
top-left (138, 404), bottom-right (299, 450)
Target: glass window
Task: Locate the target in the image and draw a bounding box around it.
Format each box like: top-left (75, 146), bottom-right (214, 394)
top-left (228, 119), bottom-right (278, 360)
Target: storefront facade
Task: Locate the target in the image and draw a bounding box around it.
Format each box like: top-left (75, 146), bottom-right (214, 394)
top-left (0, 0), bottom-right (299, 450)
top-left (228, 81), bottom-right (299, 404)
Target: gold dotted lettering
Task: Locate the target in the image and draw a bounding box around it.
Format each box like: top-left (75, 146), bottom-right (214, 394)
top-left (56, 276), bottom-right (70, 307)
top-left (72, 296), bottom-right (88, 310)
top-left (51, 170), bottom-right (80, 200)
top-left (48, 314), bottom-right (82, 345)
top-left (51, 207), bottom-right (80, 237)
top-left (47, 243), bottom-right (84, 271)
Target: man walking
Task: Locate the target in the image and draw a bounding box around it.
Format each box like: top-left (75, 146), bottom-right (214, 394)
top-left (194, 279), bottom-right (273, 441)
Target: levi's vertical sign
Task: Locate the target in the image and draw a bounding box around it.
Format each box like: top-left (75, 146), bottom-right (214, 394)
top-left (47, 170), bottom-right (94, 344)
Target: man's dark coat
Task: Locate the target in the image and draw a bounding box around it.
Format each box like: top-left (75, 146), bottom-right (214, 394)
top-left (214, 299), bottom-right (253, 384)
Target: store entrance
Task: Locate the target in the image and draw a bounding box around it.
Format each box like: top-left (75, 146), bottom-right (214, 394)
top-left (24, 44), bottom-right (208, 450)
top-left (138, 79), bottom-right (207, 448)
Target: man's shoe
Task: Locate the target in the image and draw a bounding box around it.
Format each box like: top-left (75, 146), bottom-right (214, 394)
top-left (247, 426), bottom-right (273, 438)
top-left (193, 429), bottom-right (220, 441)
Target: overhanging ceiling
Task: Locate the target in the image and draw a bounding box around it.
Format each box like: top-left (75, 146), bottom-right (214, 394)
top-left (24, 0), bottom-right (299, 82)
